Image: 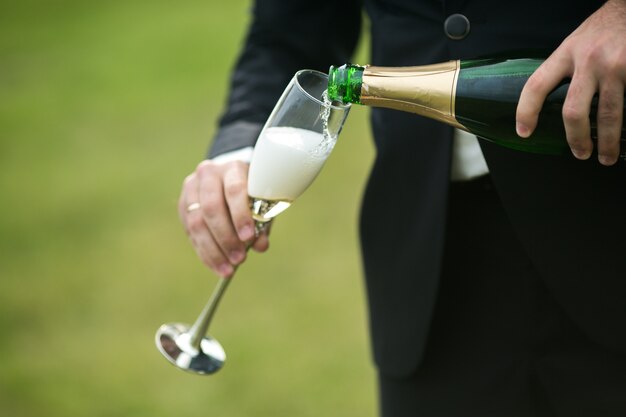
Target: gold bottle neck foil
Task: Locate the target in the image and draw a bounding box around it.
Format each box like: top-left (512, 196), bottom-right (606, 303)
top-left (360, 60), bottom-right (463, 129)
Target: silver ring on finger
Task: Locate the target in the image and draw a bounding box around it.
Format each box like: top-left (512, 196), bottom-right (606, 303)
top-left (186, 202), bottom-right (201, 213)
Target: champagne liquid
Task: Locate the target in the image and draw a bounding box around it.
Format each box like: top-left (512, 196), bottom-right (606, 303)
top-left (248, 126), bottom-right (329, 201)
top-left (314, 90), bottom-right (337, 157)
top-left (247, 89), bottom-right (337, 223)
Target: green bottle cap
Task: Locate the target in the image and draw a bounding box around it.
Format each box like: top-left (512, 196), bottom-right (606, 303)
top-left (328, 64), bottom-right (364, 104)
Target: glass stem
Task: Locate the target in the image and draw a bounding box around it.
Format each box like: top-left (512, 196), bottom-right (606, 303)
top-left (187, 276), bottom-right (231, 350)
top-left (186, 219), bottom-right (272, 351)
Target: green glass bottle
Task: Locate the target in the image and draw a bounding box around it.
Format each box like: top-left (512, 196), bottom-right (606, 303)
top-left (328, 58), bottom-right (626, 159)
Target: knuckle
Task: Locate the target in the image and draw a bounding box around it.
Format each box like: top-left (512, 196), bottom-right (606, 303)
top-left (582, 46), bottom-right (599, 65)
top-left (604, 56), bottom-right (623, 75)
top-left (183, 173), bottom-right (195, 186)
top-left (597, 107), bottom-right (621, 125)
top-left (197, 159), bottom-right (214, 170)
top-left (562, 104), bottom-right (587, 125)
top-left (597, 95), bottom-right (622, 124)
top-left (187, 215), bottom-right (206, 234)
top-left (197, 161), bottom-right (219, 178)
top-left (224, 179), bottom-right (247, 198)
top-left (224, 238), bottom-right (245, 255)
top-left (234, 160), bottom-right (250, 172)
top-left (200, 199), bottom-right (221, 218)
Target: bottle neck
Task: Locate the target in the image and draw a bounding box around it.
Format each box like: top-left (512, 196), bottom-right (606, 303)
top-left (328, 64), bottom-right (365, 104)
top-left (360, 60), bottom-right (463, 128)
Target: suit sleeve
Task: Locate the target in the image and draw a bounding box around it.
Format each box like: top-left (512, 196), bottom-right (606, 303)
top-left (207, 0), bottom-right (363, 158)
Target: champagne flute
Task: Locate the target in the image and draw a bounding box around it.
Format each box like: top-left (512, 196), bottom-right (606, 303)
top-left (155, 69), bottom-right (351, 375)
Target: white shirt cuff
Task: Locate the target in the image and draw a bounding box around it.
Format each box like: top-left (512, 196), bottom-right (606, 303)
top-left (211, 146), bottom-right (254, 164)
top-left (450, 129), bottom-right (489, 181)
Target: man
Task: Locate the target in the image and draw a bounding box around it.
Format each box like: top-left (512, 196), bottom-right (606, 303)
top-left (179, 1), bottom-right (626, 415)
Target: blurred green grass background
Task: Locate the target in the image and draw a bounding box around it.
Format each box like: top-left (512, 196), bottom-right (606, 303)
top-left (0, 1), bottom-right (376, 416)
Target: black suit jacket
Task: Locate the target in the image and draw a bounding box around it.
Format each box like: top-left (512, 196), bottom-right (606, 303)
top-left (209, 0), bottom-right (626, 378)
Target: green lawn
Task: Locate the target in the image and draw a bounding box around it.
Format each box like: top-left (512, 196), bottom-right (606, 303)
top-left (0, 1), bottom-right (376, 416)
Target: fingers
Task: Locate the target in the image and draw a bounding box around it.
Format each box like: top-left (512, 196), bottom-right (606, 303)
top-left (516, 54), bottom-right (571, 138)
top-left (517, 1), bottom-right (626, 165)
top-left (562, 71), bottom-right (595, 160)
top-left (180, 160), bottom-right (262, 278)
top-left (222, 162), bottom-right (256, 242)
top-left (180, 164), bottom-right (234, 277)
top-left (517, 52), bottom-right (624, 165)
top-left (197, 162), bottom-right (246, 276)
top-left (178, 174), bottom-right (196, 225)
top-left (596, 79), bottom-right (624, 166)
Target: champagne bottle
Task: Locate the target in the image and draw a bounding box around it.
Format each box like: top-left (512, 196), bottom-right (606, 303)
top-left (328, 58), bottom-right (626, 159)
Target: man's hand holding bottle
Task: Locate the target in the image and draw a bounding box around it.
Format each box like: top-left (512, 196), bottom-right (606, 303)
top-left (517, 0), bottom-right (626, 166)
